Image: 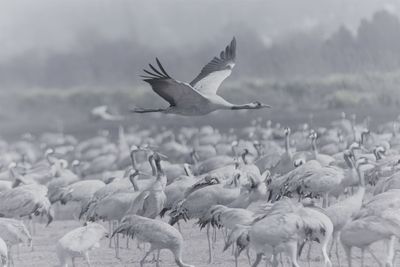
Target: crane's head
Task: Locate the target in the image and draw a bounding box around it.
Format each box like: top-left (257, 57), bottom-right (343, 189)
top-left (284, 127), bottom-right (291, 136)
top-left (248, 101), bottom-right (271, 109)
top-left (309, 130), bottom-right (318, 140)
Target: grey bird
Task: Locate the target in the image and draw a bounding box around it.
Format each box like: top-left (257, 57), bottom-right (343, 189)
top-left (132, 37), bottom-right (270, 116)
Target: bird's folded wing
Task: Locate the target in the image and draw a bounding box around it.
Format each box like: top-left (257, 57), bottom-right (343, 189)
top-left (190, 37), bottom-right (236, 96)
top-left (129, 191), bottom-right (150, 214)
top-left (142, 58), bottom-right (207, 107)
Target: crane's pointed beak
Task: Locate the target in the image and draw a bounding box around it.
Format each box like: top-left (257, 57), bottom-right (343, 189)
top-left (261, 103), bottom-right (271, 108)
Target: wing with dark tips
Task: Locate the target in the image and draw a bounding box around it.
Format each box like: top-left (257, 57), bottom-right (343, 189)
top-left (190, 37), bottom-right (236, 95)
top-left (141, 58), bottom-right (207, 107)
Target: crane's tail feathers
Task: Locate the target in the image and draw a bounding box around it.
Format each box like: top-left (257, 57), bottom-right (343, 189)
top-left (159, 207), bottom-right (170, 218)
top-left (223, 226), bottom-right (250, 253)
top-left (169, 201), bottom-right (189, 225)
top-left (112, 223), bottom-right (134, 238)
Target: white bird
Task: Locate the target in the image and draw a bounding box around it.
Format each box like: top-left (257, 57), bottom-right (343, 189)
top-left (90, 105), bottom-right (124, 121)
top-left (0, 218), bottom-right (32, 265)
top-left (112, 215), bottom-right (194, 267)
top-left (132, 38), bottom-right (270, 116)
top-left (56, 222), bottom-right (108, 267)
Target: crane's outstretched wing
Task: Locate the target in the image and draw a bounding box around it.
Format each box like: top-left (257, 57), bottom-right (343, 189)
top-left (141, 58), bottom-right (208, 107)
top-left (190, 37), bottom-right (236, 96)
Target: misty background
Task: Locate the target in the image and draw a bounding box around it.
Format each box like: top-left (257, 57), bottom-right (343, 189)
top-left (1, 0), bottom-right (400, 137)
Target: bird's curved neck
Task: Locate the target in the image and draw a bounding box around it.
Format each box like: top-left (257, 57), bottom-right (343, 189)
top-left (230, 104), bottom-right (253, 110)
top-left (356, 166), bottom-right (365, 188)
top-left (148, 155), bottom-right (157, 176)
top-left (129, 174), bottom-right (140, 191)
top-left (130, 151), bottom-right (138, 170)
top-left (285, 134), bottom-right (291, 158)
top-left (241, 151), bottom-right (249, 165)
top-left (311, 138), bottom-right (318, 157)
top-left (155, 158), bottom-right (167, 189)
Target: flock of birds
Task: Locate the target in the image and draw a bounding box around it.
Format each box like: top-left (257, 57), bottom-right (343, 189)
top-left (1, 39), bottom-right (400, 267)
top-left (0, 112), bottom-right (400, 267)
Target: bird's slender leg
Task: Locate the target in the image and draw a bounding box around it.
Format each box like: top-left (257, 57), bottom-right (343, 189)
top-left (335, 233), bottom-right (341, 267)
top-left (361, 248), bottom-right (365, 267)
top-left (343, 244), bottom-right (352, 267)
top-left (131, 107), bottom-right (167, 114)
top-left (206, 224), bottom-right (213, 264)
top-left (287, 241), bottom-right (300, 267)
top-left (7, 250), bottom-right (13, 267)
top-left (272, 252), bottom-right (279, 267)
top-left (251, 253), bottom-right (262, 267)
top-left (328, 232), bottom-right (335, 257)
top-left (246, 247), bottom-right (251, 265)
top-left (321, 237), bottom-right (332, 267)
top-left (366, 247), bottom-right (382, 266)
top-left (306, 242), bottom-right (312, 267)
top-left (72, 257), bottom-right (76, 267)
top-left (234, 248), bottom-right (238, 267)
top-left (115, 221), bottom-right (120, 259)
top-left (83, 251), bottom-right (91, 267)
top-left (212, 227), bottom-right (217, 247)
top-left (155, 250), bottom-right (161, 267)
top-left (108, 221), bottom-right (113, 248)
top-left (126, 234), bottom-right (130, 249)
top-left (140, 246), bottom-right (155, 267)
top-left (385, 236), bottom-right (396, 267)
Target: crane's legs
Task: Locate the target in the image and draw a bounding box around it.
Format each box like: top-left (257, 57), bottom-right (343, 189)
top-left (108, 221), bottom-right (113, 248)
top-left (114, 221), bottom-right (120, 259)
top-left (361, 248), bottom-right (365, 267)
top-left (206, 224), bottom-right (213, 264)
top-left (140, 246), bottom-right (155, 267)
top-left (287, 241), bottom-right (300, 267)
top-left (83, 251), bottom-right (91, 267)
top-left (385, 236), bottom-right (396, 267)
top-left (343, 244), bottom-right (352, 267)
top-left (251, 253), bottom-right (262, 267)
top-left (131, 108), bottom-right (166, 114)
top-left (366, 247), bottom-right (382, 266)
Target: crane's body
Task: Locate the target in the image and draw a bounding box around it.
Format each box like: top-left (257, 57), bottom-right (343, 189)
top-left (132, 38), bottom-right (270, 116)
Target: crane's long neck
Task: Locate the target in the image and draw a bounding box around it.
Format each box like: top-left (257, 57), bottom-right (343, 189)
top-left (148, 155), bottom-right (157, 176)
top-left (241, 151), bottom-right (249, 165)
top-left (230, 104), bottom-right (255, 110)
top-left (311, 138), bottom-right (318, 158)
top-left (46, 154), bottom-right (54, 165)
top-left (285, 134), bottom-right (292, 158)
top-left (129, 173), bottom-right (140, 191)
top-left (155, 158), bottom-right (167, 189)
top-left (130, 151), bottom-right (138, 170)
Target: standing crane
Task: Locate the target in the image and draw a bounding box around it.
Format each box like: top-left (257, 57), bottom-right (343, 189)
top-left (56, 222), bottom-right (108, 267)
top-left (132, 37), bottom-right (270, 116)
top-left (112, 215), bottom-right (194, 267)
top-left (128, 152), bottom-right (167, 219)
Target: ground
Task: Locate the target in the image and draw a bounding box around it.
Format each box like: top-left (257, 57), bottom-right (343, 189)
top-left (12, 210), bottom-right (388, 267)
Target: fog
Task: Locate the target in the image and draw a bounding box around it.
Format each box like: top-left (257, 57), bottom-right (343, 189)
top-left (0, 0), bottom-right (398, 62)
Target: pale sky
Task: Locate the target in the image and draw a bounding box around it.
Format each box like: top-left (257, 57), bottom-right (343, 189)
top-left (0, 0), bottom-right (398, 62)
